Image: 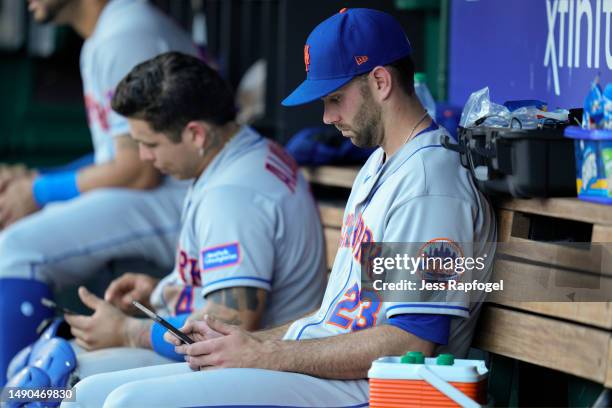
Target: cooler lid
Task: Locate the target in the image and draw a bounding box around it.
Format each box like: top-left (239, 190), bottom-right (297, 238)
top-left (368, 356), bottom-right (488, 382)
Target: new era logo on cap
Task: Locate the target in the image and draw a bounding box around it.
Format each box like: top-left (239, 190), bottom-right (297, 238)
top-left (355, 56), bottom-right (369, 66)
top-left (282, 8), bottom-right (412, 106)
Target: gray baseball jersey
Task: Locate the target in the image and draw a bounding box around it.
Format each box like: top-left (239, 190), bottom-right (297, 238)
top-left (80, 0), bottom-right (198, 164)
top-left (283, 126), bottom-right (497, 357)
top-left (150, 126), bottom-right (327, 328)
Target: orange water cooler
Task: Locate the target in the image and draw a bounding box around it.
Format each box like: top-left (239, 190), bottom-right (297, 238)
top-left (368, 352), bottom-right (488, 407)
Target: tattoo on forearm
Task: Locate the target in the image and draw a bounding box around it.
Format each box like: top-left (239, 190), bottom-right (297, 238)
top-left (205, 287), bottom-right (265, 326)
top-left (207, 288), bottom-right (238, 310)
top-left (206, 290), bottom-right (223, 305)
top-left (244, 287), bottom-right (260, 311)
top-left (226, 288), bottom-right (240, 309)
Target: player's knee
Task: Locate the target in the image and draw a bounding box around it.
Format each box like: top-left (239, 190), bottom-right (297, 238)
top-left (0, 225), bottom-right (20, 254)
top-left (0, 224), bottom-right (36, 277)
top-left (70, 374), bottom-right (111, 408)
top-left (103, 382), bottom-right (145, 408)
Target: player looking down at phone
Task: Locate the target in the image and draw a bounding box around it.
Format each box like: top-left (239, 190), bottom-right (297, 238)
top-left (13, 51), bottom-right (326, 385)
top-left (68, 9), bottom-right (496, 408)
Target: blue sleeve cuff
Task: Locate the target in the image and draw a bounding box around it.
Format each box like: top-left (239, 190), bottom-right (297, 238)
top-left (150, 313), bottom-right (190, 361)
top-left (32, 171), bottom-right (80, 207)
top-left (387, 314), bottom-right (451, 345)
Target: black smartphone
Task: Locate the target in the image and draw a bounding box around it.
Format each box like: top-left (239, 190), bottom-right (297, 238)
top-left (131, 301), bottom-right (194, 345)
top-left (41, 298), bottom-right (79, 315)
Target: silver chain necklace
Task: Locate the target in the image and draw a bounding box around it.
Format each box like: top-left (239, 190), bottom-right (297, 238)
top-left (403, 111), bottom-right (430, 145)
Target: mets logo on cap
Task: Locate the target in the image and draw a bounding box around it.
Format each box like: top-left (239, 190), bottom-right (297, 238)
top-left (304, 45), bottom-right (311, 72)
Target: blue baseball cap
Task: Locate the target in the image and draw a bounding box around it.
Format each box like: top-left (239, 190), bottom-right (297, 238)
top-left (282, 8), bottom-right (412, 107)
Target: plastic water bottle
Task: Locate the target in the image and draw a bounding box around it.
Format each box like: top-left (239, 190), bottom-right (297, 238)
top-left (414, 72), bottom-right (437, 120)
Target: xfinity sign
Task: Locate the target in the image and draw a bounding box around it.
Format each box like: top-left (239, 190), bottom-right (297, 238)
top-left (449, 0), bottom-right (612, 108)
top-left (545, 0), bottom-right (612, 95)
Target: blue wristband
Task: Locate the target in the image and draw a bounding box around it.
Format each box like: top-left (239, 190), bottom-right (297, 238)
top-left (150, 313), bottom-right (190, 361)
top-left (32, 172), bottom-right (80, 207)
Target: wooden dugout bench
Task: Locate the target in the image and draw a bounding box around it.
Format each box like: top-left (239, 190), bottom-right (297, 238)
top-left (303, 165), bottom-right (612, 404)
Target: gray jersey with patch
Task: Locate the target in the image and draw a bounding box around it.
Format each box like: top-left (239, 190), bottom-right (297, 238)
top-left (283, 126), bottom-right (496, 357)
top-left (151, 126), bottom-right (327, 327)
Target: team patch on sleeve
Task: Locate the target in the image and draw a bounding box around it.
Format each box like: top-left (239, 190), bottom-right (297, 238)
top-left (200, 242), bottom-right (241, 272)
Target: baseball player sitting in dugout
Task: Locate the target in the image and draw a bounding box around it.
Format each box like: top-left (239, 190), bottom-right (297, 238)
top-left (65, 9), bottom-right (496, 408)
top-left (0, 0), bottom-right (201, 384)
top-left (7, 52), bottom-right (326, 389)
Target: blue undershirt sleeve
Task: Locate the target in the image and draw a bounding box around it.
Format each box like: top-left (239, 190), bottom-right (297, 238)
top-left (386, 313), bottom-right (451, 345)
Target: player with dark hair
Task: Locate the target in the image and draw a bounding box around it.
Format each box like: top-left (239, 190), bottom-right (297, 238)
top-left (111, 52), bottom-right (237, 140)
top-left (54, 51), bottom-right (325, 382)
